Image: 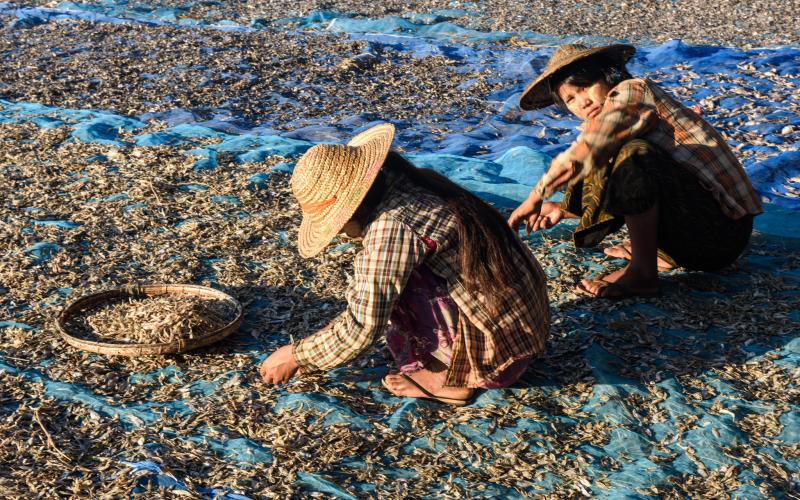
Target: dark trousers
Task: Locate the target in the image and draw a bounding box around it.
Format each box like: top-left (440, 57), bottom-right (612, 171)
top-left (560, 140), bottom-right (753, 271)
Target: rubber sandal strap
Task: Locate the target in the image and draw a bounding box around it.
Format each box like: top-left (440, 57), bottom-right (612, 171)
top-left (387, 374), bottom-right (470, 406)
top-left (400, 374), bottom-right (440, 400)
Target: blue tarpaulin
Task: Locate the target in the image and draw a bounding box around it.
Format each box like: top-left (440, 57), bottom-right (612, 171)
top-left (0, 1), bottom-right (798, 497)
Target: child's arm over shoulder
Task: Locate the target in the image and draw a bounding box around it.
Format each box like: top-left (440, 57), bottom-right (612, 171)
top-left (534, 79), bottom-right (659, 199)
top-left (576, 78), bottom-right (658, 173)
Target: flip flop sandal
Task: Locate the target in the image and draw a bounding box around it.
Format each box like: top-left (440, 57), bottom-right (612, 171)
top-left (381, 374), bottom-right (471, 407)
top-left (576, 280), bottom-right (660, 300)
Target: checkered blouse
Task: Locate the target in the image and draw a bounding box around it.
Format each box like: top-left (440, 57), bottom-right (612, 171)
top-left (293, 177), bottom-right (550, 388)
top-left (536, 78), bottom-right (763, 219)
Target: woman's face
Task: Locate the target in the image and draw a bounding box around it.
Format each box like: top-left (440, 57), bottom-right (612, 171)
top-left (341, 220), bottom-right (364, 238)
top-left (557, 80), bottom-right (612, 121)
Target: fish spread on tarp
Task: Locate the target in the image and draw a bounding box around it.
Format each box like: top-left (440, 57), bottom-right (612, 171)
top-left (0, 2), bottom-right (798, 498)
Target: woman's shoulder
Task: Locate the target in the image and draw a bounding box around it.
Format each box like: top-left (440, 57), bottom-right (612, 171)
top-left (379, 180), bottom-right (449, 214)
top-left (370, 183), bottom-right (457, 241)
top-left (609, 78), bottom-right (652, 96)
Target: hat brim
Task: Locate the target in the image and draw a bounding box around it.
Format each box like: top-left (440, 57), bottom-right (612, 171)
top-left (296, 123), bottom-right (395, 258)
top-left (519, 44), bottom-right (636, 111)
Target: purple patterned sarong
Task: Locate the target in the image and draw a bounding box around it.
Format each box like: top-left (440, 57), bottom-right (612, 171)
top-left (385, 261), bottom-right (531, 389)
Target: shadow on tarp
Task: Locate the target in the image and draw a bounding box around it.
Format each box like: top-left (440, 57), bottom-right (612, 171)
top-left (205, 226), bottom-right (800, 497)
top-left (222, 283), bottom-right (346, 353)
top-left (520, 228), bottom-right (800, 387)
top-left (510, 229), bottom-right (800, 496)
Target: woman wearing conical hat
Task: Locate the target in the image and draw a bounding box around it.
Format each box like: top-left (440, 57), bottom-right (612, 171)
top-left (508, 44), bottom-right (762, 299)
top-left (259, 124), bottom-right (550, 405)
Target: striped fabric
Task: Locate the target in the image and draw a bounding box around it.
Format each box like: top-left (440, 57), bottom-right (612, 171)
top-left (293, 177), bottom-right (551, 388)
top-left (536, 78), bottom-right (763, 220)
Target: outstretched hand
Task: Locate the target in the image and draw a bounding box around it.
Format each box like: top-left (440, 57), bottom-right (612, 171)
top-left (527, 201), bottom-right (564, 233)
top-left (508, 193), bottom-right (543, 233)
top-left (509, 199), bottom-right (564, 234)
top-left (259, 344), bottom-right (300, 385)
top-left (509, 151), bottom-right (580, 234)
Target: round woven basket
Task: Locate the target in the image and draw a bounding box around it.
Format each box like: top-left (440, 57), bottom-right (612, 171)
top-left (56, 284), bottom-right (243, 356)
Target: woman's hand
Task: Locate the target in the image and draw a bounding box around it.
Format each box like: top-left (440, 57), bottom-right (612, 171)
top-left (508, 192), bottom-right (543, 233)
top-left (259, 344), bottom-right (300, 385)
top-left (528, 201), bottom-right (564, 232)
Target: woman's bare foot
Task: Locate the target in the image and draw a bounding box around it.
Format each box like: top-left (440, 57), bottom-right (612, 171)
top-left (604, 242), bottom-right (675, 272)
top-left (579, 264), bottom-right (660, 299)
top-left (382, 367), bottom-right (473, 403)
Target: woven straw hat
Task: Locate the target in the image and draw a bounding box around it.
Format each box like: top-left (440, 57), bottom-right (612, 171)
top-left (519, 43), bottom-right (635, 110)
top-left (291, 123), bottom-right (395, 258)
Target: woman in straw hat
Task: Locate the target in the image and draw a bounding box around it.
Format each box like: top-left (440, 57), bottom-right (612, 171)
top-left (508, 44), bottom-right (762, 299)
top-left (259, 123), bottom-right (550, 405)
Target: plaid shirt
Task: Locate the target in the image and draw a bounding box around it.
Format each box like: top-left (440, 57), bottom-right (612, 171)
top-left (536, 78), bottom-right (762, 219)
top-left (293, 177), bottom-right (550, 388)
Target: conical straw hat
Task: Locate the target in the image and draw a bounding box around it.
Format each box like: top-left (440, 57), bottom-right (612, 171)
top-left (291, 123), bottom-right (395, 258)
top-left (519, 43), bottom-right (635, 110)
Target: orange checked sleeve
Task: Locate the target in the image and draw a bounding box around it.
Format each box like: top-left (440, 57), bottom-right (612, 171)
top-left (534, 79), bottom-right (658, 198)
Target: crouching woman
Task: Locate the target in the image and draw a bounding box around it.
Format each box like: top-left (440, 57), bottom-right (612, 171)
top-left (509, 44), bottom-right (763, 299)
top-left (260, 124), bottom-right (550, 405)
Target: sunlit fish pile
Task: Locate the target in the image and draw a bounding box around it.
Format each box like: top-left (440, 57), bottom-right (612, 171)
top-left (69, 296), bottom-right (234, 344)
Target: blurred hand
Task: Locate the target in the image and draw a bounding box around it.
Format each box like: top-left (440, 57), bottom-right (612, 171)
top-left (527, 201), bottom-right (564, 233)
top-left (259, 344), bottom-right (300, 385)
top-left (508, 193), bottom-right (543, 233)
top-left (548, 152), bottom-right (579, 188)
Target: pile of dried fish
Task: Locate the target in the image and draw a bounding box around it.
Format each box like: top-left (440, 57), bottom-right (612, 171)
top-left (71, 296), bottom-right (233, 344)
top-left (24, 0), bottom-right (800, 47)
top-left (0, 16), bottom-right (501, 130)
top-left (0, 117), bottom-right (797, 497)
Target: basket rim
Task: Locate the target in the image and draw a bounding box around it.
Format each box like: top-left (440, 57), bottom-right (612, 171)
top-left (55, 283), bottom-right (243, 356)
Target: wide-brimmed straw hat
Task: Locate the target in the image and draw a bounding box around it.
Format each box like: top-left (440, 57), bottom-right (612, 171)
top-left (519, 43), bottom-right (635, 110)
top-left (291, 123), bottom-right (395, 258)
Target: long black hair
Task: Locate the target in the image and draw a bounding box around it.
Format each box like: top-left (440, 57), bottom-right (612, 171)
top-left (354, 151), bottom-right (538, 313)
top-left (549, 54), bottom-right (633, 109)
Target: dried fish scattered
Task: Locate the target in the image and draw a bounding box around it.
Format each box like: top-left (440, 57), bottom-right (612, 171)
top-left (0, 116), bottom-right (797, 497)
top-left (0, 1), bottom-right (799, 496)
top-left (0, 16), bottom-right (501, 130)
top-left (21, 0), bottom-right (800, 47)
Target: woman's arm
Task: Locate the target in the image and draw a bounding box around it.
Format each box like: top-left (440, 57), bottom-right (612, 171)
top-left (510, 80), bottom-right (657, 230)
top-left (508, 143), bottom-right (581, 231)
top-left (290, 216), bottom-right (428, 371)
top-left (261, 216), bottom-right (427, 384)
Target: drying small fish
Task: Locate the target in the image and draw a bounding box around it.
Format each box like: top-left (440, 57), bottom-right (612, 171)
top-left (73, 296), bottom-right (234, 344)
